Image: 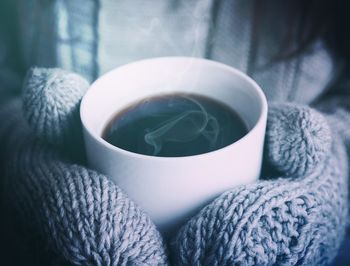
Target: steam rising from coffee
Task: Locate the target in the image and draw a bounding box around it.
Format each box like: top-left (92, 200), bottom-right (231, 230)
top-left (121, 1), bottom-right (222, 156)
top-left (144, 96), bottom-right (219, 155)
top-left (103, 94), bottom-right (247, 157)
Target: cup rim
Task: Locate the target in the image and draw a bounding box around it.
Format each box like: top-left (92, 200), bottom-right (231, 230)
top-left (80, 56), bottom-right (268, 161)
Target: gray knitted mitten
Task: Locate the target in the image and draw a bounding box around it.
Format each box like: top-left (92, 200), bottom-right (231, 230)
top-left (1, 68), bottom-right (169, 265)
top-left (1, 67), bottom-right (348, 265)
top-left (172, 103), bottom-right (348, 265)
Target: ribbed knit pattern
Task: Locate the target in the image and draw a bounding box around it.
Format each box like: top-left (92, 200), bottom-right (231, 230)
top-left (1, 68), bottom-right (349, 265)
top-left (1, 100), bottom-right (169, 266)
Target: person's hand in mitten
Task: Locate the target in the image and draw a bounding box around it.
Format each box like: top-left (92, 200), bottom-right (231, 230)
top-left (0, 68), bottom-right (169, 265)
top-left (172, 103), bottom-right (348, 265)
top-left (2, 67), bottom-right (348, 266)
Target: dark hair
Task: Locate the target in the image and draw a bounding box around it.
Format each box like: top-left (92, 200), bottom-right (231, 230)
top-left (281, 0), bottom-right (350, 72)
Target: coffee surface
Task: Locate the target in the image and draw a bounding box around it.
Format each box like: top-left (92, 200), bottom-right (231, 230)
top-left (102, 93), bottom-right (248, 157)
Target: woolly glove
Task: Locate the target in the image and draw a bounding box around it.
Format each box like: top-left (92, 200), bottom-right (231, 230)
top-left (1, 67), bottom-right (348, 265)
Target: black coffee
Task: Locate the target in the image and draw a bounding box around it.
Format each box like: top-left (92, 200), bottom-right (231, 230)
top-left (102, 93), bottom-right (248, 157)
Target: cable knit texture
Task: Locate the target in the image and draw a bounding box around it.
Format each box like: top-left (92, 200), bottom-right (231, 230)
top-left (1, 68), bottom-right (349, 265)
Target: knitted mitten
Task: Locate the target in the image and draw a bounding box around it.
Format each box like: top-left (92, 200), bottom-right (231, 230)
top-left (172, 103), bottom-right (348, 265)
top-left (1, 67), bottom-right (348, 265)
top-left (0, 68), bottom-right (169, 265)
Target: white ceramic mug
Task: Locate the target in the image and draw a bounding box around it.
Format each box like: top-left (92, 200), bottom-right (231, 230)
top-left (80, 57), bottom-right (268, 233)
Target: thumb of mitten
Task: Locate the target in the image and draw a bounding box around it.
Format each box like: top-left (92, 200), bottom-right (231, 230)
top-left (265, 103), bottom-right (332, 177)
top-left (22, 67), bottom-right (89, 157)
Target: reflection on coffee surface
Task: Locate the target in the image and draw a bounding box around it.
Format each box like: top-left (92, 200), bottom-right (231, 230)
top-left (102, 93), bottom-right (248, 157)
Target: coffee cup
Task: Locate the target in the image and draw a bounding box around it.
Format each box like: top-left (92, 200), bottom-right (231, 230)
top-left (80, 57), bottom-right (268, 233)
